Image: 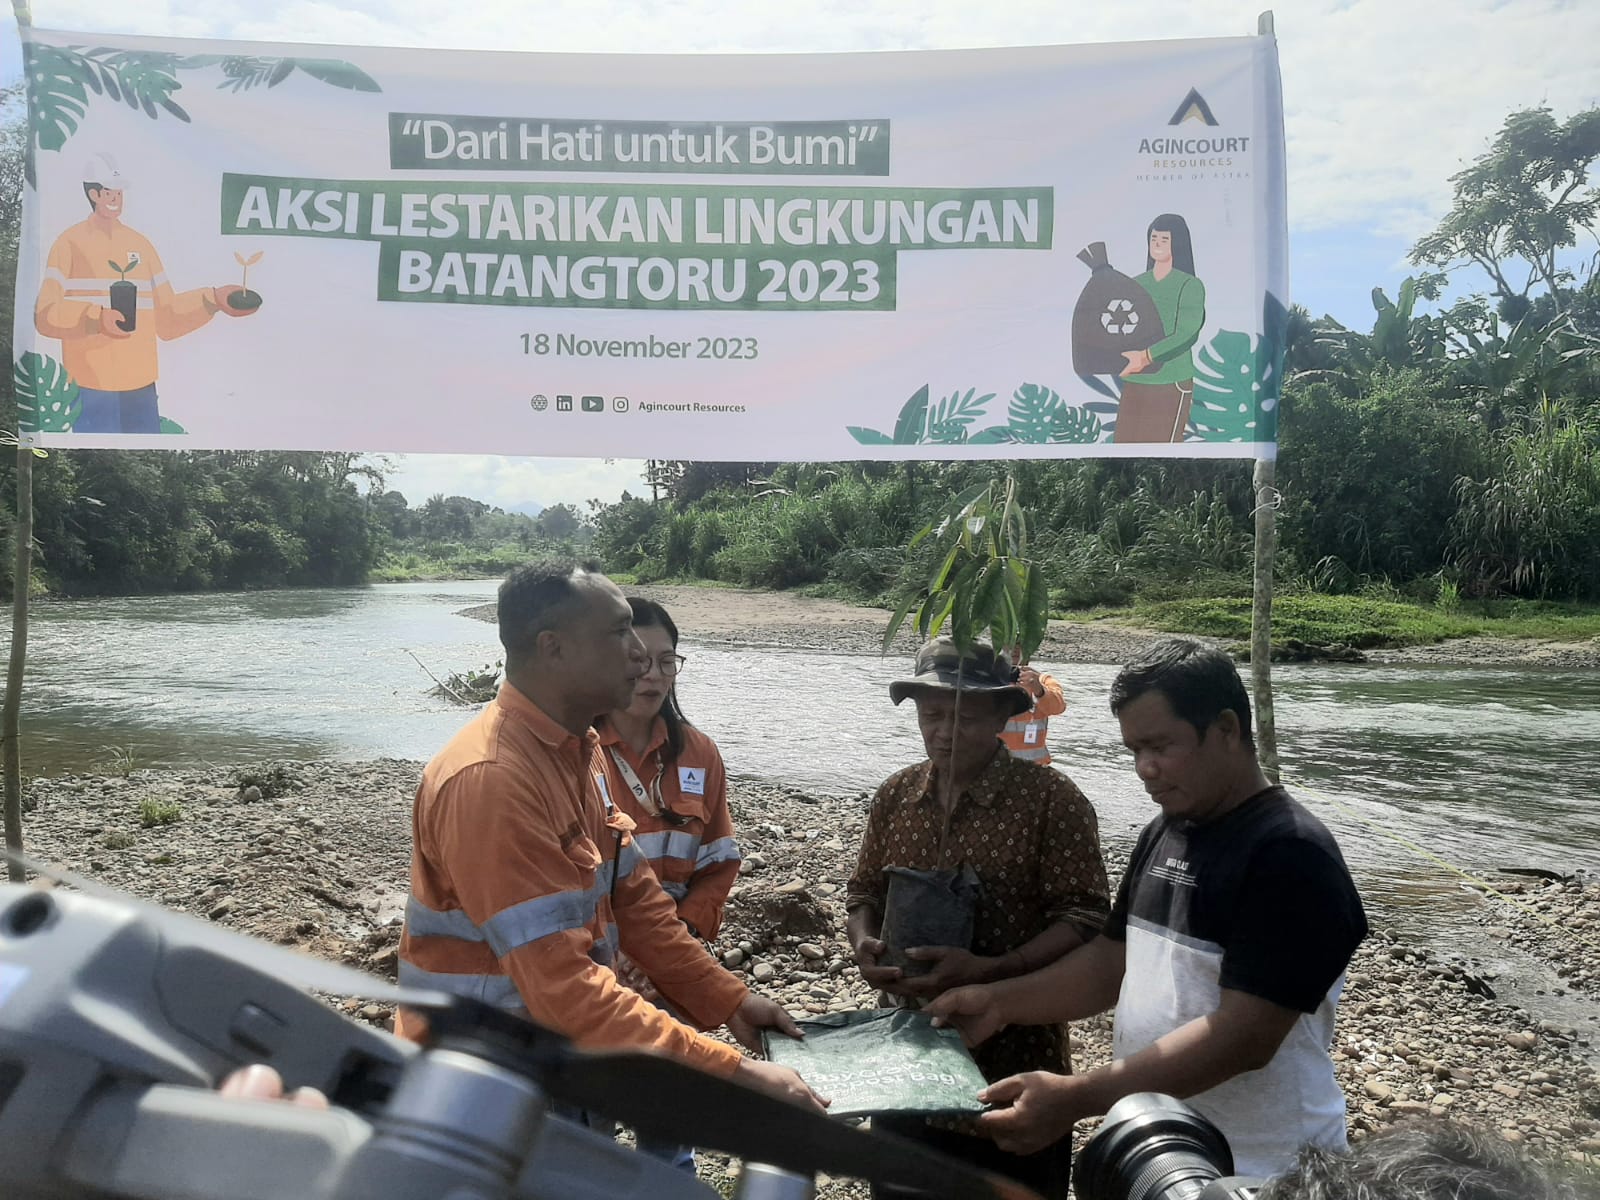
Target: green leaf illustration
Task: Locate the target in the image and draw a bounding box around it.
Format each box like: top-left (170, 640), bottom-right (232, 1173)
top-left (1004, 382), bottom-right (1066, 444)
top-left (1192, 330), bottom-right (1265, 442)
top-left (1255, 291), bottom-right (1287, 444)
top-left (22, 45), bottom-right (382, 184)
top-left (969, 426), bottom-right (1020, 444)
top-left (891, 384), bottom-right (931, 444)
top-left (1191, 330), bottom-right (1258, 440)
top-left (158, 417), bottom-right (187, 435)
top-left (15, 352), bottom-right (82, 434)
top-left (292, 59), bottom-right (382, 93)
top-left (1048, 403), bottom-right (1104, 443)
top-left (88, 50), bottom-right (190, 121)
top-left (847, 426), bottom-right (895, 445)
top-left (926, 387), bottom-right (995, 444)
top-left (22, 43), bottom-right (92, 171)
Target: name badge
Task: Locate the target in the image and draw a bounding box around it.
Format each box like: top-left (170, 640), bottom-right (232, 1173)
top-left (1023, 724), bottom-right (1041, 745)
top-left (678, 766), bottom-right (706, 796)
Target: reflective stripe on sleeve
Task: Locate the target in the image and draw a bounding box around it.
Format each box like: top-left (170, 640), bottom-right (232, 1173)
top-left (404, 895), bottom-right (487, 942)
top-left (695, 836), bottom-right (741, 868)
top-left (633, 829), bottom-right (703, 863)
top-left (398, 960), bottom-right (523, 1009)
top-left (482, 861), bottom-right (617, 955)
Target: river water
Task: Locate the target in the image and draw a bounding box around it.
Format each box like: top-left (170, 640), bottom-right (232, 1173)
top-left (10, 580), bottom-right (1600, 1018)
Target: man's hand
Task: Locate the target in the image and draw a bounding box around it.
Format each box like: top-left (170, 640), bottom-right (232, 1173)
top-left (212, 286), bottom-right (260, 317)
top-left (925, 983), bottom-right (1007, 1048)
top-left (976, 1071), bottom-right (1084, 1155)
top-left (732, 1058), bottom-right (829, 1113)
top-left (896, 946), bottom-right (1000, 998)
top-left (98, 306), bottom-right (132, 338)
top-left (853, 936), bottom-right (906, 994)
top-left (1017, 665), bottom-right (1045, 697)
top-left (614, 950), bottom-right (661, 1003)
top-left (219, 1064), bottom-right (329, 1109)
top-left (725, 993), bottom-right (803, 1053)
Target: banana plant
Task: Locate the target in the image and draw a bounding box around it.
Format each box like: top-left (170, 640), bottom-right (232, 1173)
top-left (883, 474), bottom-right (1051, 662)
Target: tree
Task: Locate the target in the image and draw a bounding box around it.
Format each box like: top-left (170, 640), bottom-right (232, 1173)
top-left (1410, 106), bottom-right (1600, 321)
top-left (535, 502), bottom-right (581, 541)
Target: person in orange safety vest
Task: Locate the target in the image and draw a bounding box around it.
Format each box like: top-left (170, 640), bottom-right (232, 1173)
top-left (395, 559), bottom-right (825, 1119)
top-left (1000, 646), bottom-right (1067, 766)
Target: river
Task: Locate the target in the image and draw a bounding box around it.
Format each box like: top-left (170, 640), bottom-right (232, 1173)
top-left (10, 580), bottom-right (1600, 1022)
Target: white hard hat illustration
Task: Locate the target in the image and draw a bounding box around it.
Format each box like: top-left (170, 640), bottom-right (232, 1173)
top-left (82, 152), bottom-right (130, 188)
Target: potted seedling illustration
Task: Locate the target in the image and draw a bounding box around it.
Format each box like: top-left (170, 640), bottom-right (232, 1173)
top-left (108, 251), bottom-right (140, 331)
top-left (229, 251), bottom-right (264, 311)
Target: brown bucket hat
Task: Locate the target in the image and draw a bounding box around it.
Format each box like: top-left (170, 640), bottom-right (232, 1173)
top-left (888, 637), bottom-right (1032, 716)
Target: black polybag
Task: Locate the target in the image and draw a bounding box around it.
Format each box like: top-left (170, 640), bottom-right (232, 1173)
top-left (879, 864), bottom-right (982, 977)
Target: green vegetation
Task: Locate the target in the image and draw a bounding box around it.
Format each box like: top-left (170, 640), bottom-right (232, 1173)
top-left (137, 797), bottom-right (182, 827)
top-left (1067, 592), bottom-right (1600, 649)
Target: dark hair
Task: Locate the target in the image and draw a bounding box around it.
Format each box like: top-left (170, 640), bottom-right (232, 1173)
top-left (628, 597), bottom-right (692, 761)
top-left (1146, 213), bottom-right (1195, 276)
top-left (84, 182), bottom-right (103, 210)
top-left (1109, 637), bottom-right (1253, 747)
top-left (1257, 1119), bottom-right (1587, 1200)
top-left (497, 557), bottom-right (605, 666)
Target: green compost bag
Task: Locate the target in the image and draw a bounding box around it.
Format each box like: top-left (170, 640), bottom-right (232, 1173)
top-left (761, 1008), bottom-right (988, 1120)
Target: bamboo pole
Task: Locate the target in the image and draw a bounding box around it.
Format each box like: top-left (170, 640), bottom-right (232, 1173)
top-left (1250, 10), bottom-right (1281, 783)
top-left (3, 443), bottom-right (32, 882)
top-left (5, 0), bottom-right (35, 881)
top-left (1250, 456), bottom-right (1279, 782)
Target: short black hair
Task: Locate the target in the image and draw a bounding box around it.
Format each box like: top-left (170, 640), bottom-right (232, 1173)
top-left (1109, 637), bottom-right (1253, 747)
top-left (84, 182), bottom-right (103, 209)
top-left (1257, 1119), bottom-right (1586, 1200)
top-left (497, 557), bottom-right (605, 665)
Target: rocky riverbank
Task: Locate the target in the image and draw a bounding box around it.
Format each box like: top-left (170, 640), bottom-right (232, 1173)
top-left (17, 759), bottom-right (1599, 1193)
top-left (462, 584), bottom-right (1600, 669)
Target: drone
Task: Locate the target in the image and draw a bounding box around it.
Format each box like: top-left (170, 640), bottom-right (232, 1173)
top-left (0, 857), bottom-right (1038, 1200)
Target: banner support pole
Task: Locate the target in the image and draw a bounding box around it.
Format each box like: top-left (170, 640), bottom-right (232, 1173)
top-left (5, 0), bottom-right (36, 882)
top-left (1248, 9), bottom-right (1281, 782)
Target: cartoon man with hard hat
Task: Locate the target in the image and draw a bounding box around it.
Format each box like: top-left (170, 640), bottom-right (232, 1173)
top-left (33, 152), bottom-right (258, 434)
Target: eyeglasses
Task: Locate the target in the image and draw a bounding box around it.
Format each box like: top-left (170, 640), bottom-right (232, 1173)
top-left (640, 653), bottom-right (688, 677)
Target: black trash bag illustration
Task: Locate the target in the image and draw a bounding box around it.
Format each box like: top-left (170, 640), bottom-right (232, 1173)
top-left (1071, 241), bottom-right (1163, 377)
top-left (879, 864), bottom-right (982, 977)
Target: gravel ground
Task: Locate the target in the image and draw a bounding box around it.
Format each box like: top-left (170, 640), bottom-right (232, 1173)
top-left (17, 759), bottom-right (1600, 1195)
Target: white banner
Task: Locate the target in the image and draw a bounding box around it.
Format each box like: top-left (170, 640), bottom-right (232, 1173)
top-left (14, 28), bottom-right (1287, 458)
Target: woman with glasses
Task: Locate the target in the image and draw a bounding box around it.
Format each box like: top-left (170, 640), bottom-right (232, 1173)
top-left (595, 598), bottom-right (742, 1173)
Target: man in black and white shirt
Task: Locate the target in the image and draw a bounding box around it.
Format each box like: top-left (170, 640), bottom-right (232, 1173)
top-left (928, 638), bottom-right (1367, 1176)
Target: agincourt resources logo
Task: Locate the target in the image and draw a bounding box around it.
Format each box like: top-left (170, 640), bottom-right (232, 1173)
top-left (1137, 87), bottom-right (1250, 160)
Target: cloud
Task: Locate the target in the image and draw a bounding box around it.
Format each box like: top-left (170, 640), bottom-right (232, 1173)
top-left (368, 454), bottom-right (649, 511)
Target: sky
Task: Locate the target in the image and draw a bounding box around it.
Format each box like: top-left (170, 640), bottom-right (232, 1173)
top-left (5, 1), bottom-right (1598, 511)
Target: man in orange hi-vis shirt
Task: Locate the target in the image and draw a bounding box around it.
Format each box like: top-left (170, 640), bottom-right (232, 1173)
top-left (999, 647), bottom-right (1067, 767)
top-left (396, 558), bottom-right (825, 1117)
top-left (33, 152), bottom-right (256, 434)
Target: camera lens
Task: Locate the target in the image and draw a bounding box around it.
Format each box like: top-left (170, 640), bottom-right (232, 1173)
top-left (1074, 1093), bottom-right (1234, 1200)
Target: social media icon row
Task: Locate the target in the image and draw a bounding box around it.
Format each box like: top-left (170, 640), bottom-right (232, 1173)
top-left (530, 394), bottom-right (629, 413)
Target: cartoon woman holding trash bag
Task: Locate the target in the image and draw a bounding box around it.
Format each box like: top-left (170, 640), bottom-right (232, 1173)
top-left (1115, 213), bottom-right (1206, 443)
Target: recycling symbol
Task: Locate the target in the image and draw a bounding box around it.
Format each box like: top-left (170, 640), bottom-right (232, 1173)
top-left (1100, 298), bottom-right (1141, 336)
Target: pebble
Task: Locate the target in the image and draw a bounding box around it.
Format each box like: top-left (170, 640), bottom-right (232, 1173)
top-left (722, 948), bottom-right (745, 967)
top-left (798, 943), bottom-right (825, 960)
top-left (752, 962), bottom-right (776, 983)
